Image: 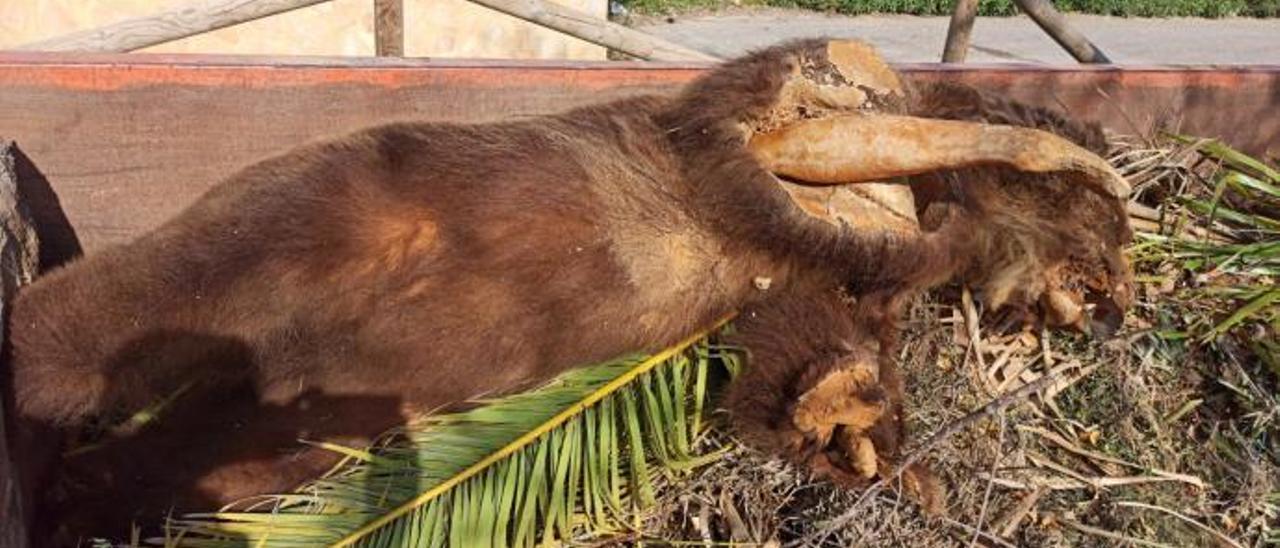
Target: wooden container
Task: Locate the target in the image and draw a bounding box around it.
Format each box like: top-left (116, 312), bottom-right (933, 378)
top-left (0, 53), bottom-right (1275, 265)
top-left (0, 52), bottom-right (1276, 547)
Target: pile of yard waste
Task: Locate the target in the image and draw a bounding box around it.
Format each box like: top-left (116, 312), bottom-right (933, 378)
top-left (649, 133), bottom-right (1278, 547)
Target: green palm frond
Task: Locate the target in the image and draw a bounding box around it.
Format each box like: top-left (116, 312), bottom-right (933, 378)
top-left (157, 315), bottom-right (737, 547)
top-left (1125, 136), bottom-right (1280, 343)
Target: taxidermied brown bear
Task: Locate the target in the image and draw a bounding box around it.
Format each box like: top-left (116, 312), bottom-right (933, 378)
top-left (3, 38), bottom-right (1130, 542)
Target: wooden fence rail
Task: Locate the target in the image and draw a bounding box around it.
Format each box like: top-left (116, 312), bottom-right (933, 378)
top-left (13, 0), bottom-right (717, 62)
top-left (942, 0), bottom-right (978, 62)
top-left (942, 0), bottom-right (1112, 63)
top-left (1015, 0), bottom-right (1111, 63)
top-left (15, 0), bottom-right (334, 53)
top-left (374, 0), bottom-right (405, 57)
top-left (467, 0), bottom-right (718, 61)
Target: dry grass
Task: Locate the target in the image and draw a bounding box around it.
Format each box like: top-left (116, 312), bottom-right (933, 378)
top-left (642, 135), bottom-right (1280, 547)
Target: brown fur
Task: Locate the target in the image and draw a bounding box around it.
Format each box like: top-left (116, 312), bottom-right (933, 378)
top-left (907, 81), bottom-right (1134, 333)
top-left (723, 291), bottom-right (898, 465)
top-left (4, 40), bottom-right (978, 543)
top-left (722, 288), bottom-right (946, 513)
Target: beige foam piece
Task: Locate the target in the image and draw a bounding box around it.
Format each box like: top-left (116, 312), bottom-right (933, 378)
top-left (778, 181), bottom-right (920, 235)
top-left (0, 0), bottom-right (606, 59)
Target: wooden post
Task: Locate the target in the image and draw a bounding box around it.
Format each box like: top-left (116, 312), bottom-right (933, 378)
top-left (375, 0), bottom-right (404, 57)
top-left (1013, 0), bottom-right (1111, 63)
top-left (942, 0), bottom-right (978, 63)
top-left (0, 141), bottom-right (40, 548)
top-left (16, 0), bottom-right (335, 53)
top-left (465, 0), bottom-right (719, 61)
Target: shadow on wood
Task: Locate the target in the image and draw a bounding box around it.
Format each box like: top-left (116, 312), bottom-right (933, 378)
top-left (17, 329), bottom-right (410, 544)
top-left (9, 147), bottom-right (81, 270)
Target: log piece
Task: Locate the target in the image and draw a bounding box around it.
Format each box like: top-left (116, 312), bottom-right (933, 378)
top-left (0, 140), bottom-right (40, 548)
top-left (375, 0), bottom-right (405, 57)
top-left (942, 0), bottom-right (978, 63)
top-left (1013, 0), bottom-right (1112, 63)
top-left (465, 0), bottom-right (719, 61)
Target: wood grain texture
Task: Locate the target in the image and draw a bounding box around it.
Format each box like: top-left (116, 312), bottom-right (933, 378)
top-left (1013, 0), bottom-right (1112, 63)
top-left (464, 0), bottom-right (718, 61)
top-left (17, 0), bottom-right (335, 52)
top-left (942, 0), bottom-right (978, 63)
top-left (374, 0), bottom-right (404, 57)
top-left (0, 140), bottom-right (40, 548)
top-left (0, 56), bottom-right (1275, 263)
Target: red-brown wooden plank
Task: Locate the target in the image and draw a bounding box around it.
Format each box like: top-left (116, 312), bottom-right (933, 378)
top-left (0, 52), bottom-right (1275, 264)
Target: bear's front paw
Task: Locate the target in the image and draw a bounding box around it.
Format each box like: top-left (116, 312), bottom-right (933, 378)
top-left (790, 362), bottom-right (886, 447)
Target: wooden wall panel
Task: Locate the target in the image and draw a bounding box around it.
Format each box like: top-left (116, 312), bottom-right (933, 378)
top-left (0, 53), bottom-right (1275, 264)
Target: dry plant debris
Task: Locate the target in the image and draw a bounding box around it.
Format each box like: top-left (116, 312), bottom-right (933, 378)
top-left (645, 134), bottom-right (1279, 547)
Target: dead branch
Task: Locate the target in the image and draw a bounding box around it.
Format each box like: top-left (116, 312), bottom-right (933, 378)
top-left (942, 0), bottom-right (979, 63)
top-left (993, 487), bottom-right (1045, 538)
top-left (374, 0), bottom-right (404, 57)
top-left (936, 514), bottom-right (1019, 548)
top-left (1115, 501), bottom-right (1245, 548)
top-left (1062, 518), bottom-right (1175, 548)
top-left (968, 415), bottom-right (1006, 547)
top-left (1011, 0), bottom-right (1111, 63)
top-left (870, 495), bottom-right (1017, 548)
top-left (1018, 425), bottom-right (1206, 488)
top-left (465, 0), bottom-right (718, 61)
top-left (980, 474), bottom-right (1203, 491)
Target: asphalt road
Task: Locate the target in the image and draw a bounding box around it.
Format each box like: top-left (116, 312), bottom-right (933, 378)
top-left (634, 9), bottom-right (1280, 64)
